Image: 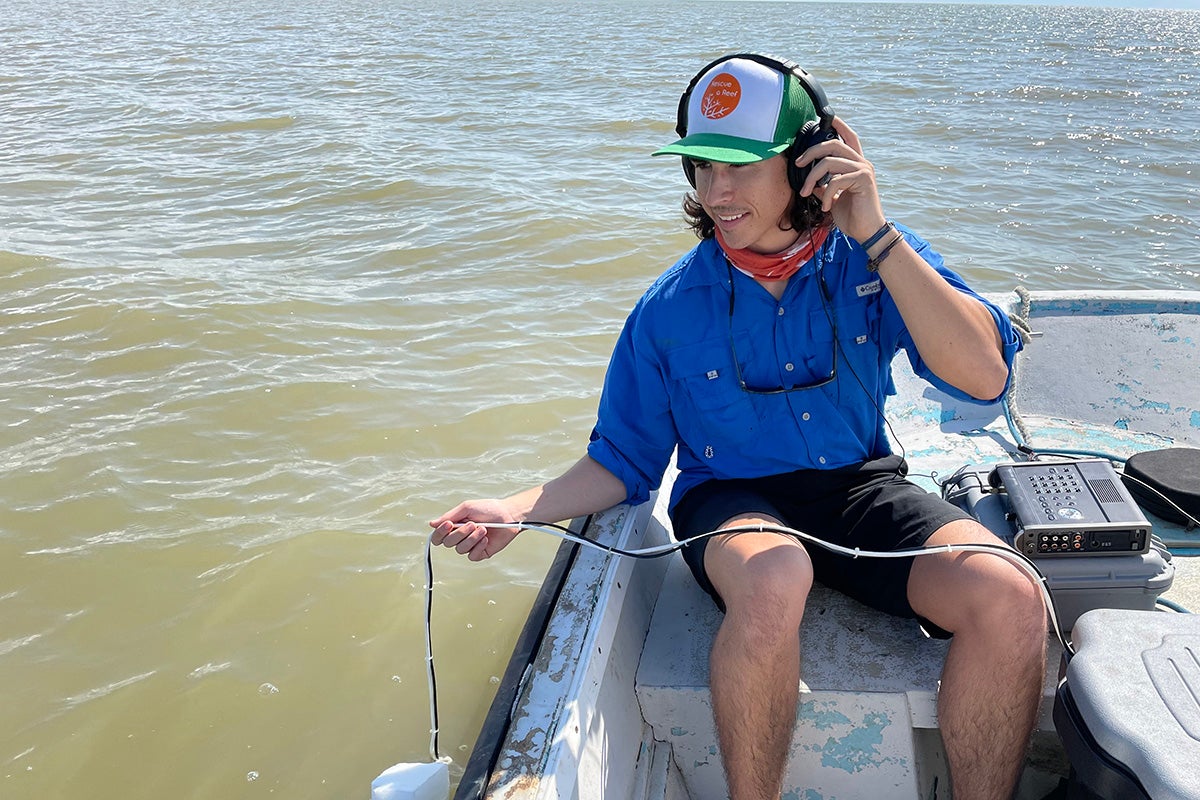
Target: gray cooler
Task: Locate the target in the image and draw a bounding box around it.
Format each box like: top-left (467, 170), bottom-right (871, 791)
top-left (1054, 608), bottom-right (1200, 799)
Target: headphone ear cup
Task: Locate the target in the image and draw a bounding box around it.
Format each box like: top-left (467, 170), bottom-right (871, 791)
top-left (682, 156), bottom-right (697, 189)
top-left (786, 121), bottom-right (821, 191)
top-left (786, 122), bottom-right (840, 192)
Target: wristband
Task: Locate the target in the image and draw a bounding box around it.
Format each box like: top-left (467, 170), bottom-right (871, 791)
top-left (866, 231), bottom-right (905, 272)
top-left (859, 220), bottom-right (895, 251)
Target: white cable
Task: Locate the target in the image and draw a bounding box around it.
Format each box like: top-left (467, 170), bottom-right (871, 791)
top-left (1117, 470), bottom-right (1200, 532)
top-left (473, 520), bottom-right (1072, 654)
top-left (423, 517), bottom-right (1076, 761)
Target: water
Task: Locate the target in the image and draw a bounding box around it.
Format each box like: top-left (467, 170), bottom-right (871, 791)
top-left (0, 1), bottom-right (1197, 797)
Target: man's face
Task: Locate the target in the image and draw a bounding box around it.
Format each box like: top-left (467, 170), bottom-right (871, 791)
top-left (692, 155), bottom-right (797, 254)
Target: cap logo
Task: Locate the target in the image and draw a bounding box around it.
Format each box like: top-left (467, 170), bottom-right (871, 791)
top-left (700, 72), bottom-right (741, 120)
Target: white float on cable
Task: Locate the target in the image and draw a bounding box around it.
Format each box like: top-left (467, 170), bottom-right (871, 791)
top-left (370, 760), bottom-right (449, 800)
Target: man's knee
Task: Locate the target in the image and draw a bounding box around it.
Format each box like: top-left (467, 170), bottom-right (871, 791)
top-left (912, 520), bottom-right (1047, 639)
top-left (974, 558), bottom-right (1047, 641)
top-left (706, 528), bottom-right (813, 632)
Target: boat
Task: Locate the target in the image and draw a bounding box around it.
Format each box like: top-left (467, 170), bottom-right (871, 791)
top-left (411, 290), bottom-right (1200, 800)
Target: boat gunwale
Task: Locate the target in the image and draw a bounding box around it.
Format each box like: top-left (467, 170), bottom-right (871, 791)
top-left (453, 517), bottom-right (589, 800)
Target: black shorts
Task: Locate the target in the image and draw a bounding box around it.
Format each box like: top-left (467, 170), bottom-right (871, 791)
top-left (669, 455), bottom-right (971, 628)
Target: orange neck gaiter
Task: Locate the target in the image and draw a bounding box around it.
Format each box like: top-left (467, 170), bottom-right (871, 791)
top-left (715, 226), bottom-right (830, 282)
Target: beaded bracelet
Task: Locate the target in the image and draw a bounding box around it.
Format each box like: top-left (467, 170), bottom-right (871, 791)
top-left (859, 220), bottom-right (896, 251)
top-left (866, 231), bottom-right (905, 272)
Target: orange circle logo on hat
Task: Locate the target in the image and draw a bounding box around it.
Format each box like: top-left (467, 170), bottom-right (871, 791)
top-left (700, 72), bottom-right (741, 120)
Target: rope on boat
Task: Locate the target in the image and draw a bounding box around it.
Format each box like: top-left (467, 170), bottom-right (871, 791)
top-left (1158, 596), bottom-right (1194, 613)
top-left (1005, 286), bottom-right (1034, 449)
top-left (1009, 285), bottom-right (1034, 344)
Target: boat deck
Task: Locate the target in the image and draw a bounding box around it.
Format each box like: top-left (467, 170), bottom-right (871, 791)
top-left (637, 557), bottom-right (1063, 800)
top-left (637, 535), bottom-right (1196, 800)
top-left (466, 291), bottom-right (1200, 800)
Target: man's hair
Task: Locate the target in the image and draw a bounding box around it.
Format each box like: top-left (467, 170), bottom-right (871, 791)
top-left (682, 191), bottom-right (828, 240)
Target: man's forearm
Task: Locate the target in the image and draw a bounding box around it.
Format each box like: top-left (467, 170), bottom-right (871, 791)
top-left (875, 241), bottom-right (1009, 400)
top-left (505, 455), bottom-right (630, 524)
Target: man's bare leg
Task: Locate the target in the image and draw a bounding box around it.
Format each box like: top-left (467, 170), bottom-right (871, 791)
top-left (908, 519), bottom-right (1048, 800)
top-left (704, 518), bottom-right (813, 800)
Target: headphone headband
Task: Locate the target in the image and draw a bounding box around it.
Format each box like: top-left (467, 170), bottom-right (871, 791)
top-left (672, 53), bottom-right (837, 191)
top-left (674, 52), bottom-right (834, 140)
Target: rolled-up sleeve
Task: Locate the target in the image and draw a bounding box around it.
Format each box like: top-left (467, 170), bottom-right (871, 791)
top-left (586, 306), bottom-right (679, 506)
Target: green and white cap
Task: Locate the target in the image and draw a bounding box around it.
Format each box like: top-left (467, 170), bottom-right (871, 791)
top-left (654, 56), bottom-right (818, 164)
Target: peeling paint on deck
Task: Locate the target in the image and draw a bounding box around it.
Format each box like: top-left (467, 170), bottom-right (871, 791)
top-left (782, 789), bottom-right (834, 800)
top-left (816, 712), bottom-right (897, 774)
top-left (479, 291), bottom-right (1199, 800)
top-left (802, 700), bottom-right (852, 731)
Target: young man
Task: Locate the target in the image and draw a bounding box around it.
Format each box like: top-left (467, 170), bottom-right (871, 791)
top-left (431, 54), bottom-right (1047, 800)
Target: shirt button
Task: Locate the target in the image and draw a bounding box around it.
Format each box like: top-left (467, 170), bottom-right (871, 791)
top-left (778, 307), bottom-right (786, 316)
top-left (818, 456), bottom-right (827, 464)
top-left (802, 412), bottom-right (811, 421)
top-left (784, 362), bottom-right (795, 372)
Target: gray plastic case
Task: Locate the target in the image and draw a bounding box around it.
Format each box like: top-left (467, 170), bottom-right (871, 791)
top-left (1062, 608), bottom-right (1200, 799)
top-left (947, 468), bottom-right (1174, 630)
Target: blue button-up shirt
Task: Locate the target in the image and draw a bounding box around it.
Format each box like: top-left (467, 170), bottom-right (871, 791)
top-left (586, 225), bottom-right (1021, 511)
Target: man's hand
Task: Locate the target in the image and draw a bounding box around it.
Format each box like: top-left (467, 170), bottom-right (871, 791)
top-left (796, 116), bottom-right (888, 245)
top-left (428, 455), bottom-right (629, 564)
top-left (429, 499), bottom-right (522, 562)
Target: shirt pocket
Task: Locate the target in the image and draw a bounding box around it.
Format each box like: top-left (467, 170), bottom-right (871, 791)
top-left (814, 296), bottom-right (889, 415)
top-left (664, 337), bottom-right (763, 463)
top-left (810, 298), bottom-right (879, 374)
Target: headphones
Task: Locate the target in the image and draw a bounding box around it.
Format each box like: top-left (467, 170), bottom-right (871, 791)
top-left (675, 53), bottom-right (837, 192)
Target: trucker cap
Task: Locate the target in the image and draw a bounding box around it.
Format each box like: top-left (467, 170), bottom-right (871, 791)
top-left (653, 56), bottom-right (819, 165)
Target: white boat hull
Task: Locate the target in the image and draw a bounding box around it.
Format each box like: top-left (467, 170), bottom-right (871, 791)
top-left (454, 290), bottom-right (1200, 800)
